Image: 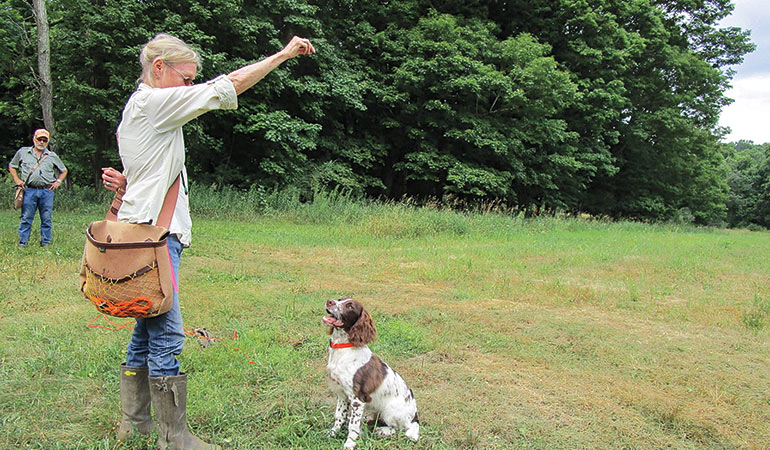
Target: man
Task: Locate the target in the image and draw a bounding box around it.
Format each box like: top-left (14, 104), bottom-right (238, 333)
top-left (9, 129), bottom-right (68, 248)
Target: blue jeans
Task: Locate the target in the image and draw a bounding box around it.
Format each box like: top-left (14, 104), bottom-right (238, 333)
top-left (125, 234), bottom-right (185, 377)
top-left (18, 187), bottom-right (54, 245)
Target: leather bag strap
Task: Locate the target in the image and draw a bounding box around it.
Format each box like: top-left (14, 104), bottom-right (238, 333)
top-left (22, 153), bottom-right (50, 186)
top-left (85, 223), bottom-right (170, 249)
top-left (156, 176), bottom-right (180, 229)
top-left (105, 174), bottom-right (181, 228)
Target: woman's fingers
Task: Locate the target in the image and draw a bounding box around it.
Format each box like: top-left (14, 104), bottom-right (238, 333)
top-left (292, 36), bottom-right (315, 55)
top-left (101, 167), bottom-right (126, 191)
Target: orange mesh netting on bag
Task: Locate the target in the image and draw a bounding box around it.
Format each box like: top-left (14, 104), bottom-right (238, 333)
top-left (83, 262), bottom-right (161, 317)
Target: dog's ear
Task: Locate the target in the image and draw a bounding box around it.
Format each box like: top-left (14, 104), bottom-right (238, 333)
top-left (348, 307), bottom-right (376, 346)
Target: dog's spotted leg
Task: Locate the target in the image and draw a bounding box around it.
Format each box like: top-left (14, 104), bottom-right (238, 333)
top-left (344, 398), bottom-right (365, 449)
top-left (328, 397), bottom-right (349, 437)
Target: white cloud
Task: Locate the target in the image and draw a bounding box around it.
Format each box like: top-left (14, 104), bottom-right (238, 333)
top-left (718, 0), bottom-right (770, 143)
top-left (721, 75), bottom-right (770, 144)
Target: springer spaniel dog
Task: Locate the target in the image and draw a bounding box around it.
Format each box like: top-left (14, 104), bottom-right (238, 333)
top-left (323, 298), bottom-right (419, 449)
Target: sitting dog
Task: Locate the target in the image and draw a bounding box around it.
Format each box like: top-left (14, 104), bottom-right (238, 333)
top-left (323, 297), bottom-right (419, 449)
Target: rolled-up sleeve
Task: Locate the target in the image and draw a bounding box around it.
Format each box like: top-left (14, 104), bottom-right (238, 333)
top-left (9, 151), bottom-right (21, 169)
top-left (51, 154), bottom-right (67, 172)
top-left (145, 75), bottom-right (239, 133)
top-left (211, 75), bottom-right (237, 110)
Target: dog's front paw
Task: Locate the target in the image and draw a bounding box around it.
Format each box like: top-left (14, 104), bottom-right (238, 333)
top-left (374, 426), bottom-right (396, 437)
top-left (343, 437), bottom-right (357, 449)
top-left (327, 427), bottom-right (339, 438)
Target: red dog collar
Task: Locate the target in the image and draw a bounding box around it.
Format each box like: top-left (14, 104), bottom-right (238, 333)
top-left (329, 341), bottom-right (355, 349)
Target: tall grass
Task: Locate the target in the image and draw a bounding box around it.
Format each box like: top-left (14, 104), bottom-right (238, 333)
top-left (186, 183), bottom-right (712, 239)
top-left (189, 183), bottom-right (474, 238)
top-left (16, 181), bottom-right (728, 235)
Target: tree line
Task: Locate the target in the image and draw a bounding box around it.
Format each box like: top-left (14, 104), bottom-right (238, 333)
top-left (0, 0), bottom-right (762, 226)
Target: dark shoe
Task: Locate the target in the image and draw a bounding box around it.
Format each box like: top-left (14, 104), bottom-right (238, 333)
top-left (117, 365), bottom-right (157, 442)
top-left (18, 243), bottom-right (27, 249)
top-left (149, 373), bottom-right (220, 450)
top-left (40, 242), bottom-right (50, 247)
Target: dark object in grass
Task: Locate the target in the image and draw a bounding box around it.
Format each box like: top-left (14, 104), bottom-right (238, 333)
top-left (193, 328), bottom-right (213, 347)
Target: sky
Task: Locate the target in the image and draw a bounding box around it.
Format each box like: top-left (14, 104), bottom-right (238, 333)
top-left (718, 0), bottom-right (770, 144)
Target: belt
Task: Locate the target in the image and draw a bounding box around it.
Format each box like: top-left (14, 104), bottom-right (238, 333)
top-left (27, 184), bottom-right (55, 189)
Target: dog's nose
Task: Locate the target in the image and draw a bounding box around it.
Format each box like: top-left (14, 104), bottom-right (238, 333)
top-left (326, 299), bottom-right (336, 308)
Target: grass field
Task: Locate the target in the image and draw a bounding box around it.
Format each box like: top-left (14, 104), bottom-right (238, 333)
top-left (1, 191), bottom-right (769, 448)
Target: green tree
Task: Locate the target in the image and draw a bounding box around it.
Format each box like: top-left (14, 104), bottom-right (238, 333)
top-left (0, 0), bottom-right (46, 157)
top-left (723, 141), bottom-right (770, 228)
top-left (480, 0), bottom-right (750, 223)
top-left (319, 4), bottom-right (588, 211)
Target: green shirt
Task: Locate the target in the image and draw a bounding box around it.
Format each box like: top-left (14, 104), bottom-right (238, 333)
top-left (9, 147), bottom-right (67, 187)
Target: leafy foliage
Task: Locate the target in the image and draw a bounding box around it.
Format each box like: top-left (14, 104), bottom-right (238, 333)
top-left (723, 141), bottom-right (770, 228)
top-left (0, 0), bottom-right (757, 225)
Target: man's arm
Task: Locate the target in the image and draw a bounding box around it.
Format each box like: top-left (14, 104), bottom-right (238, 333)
top-left (9, 166), bottom-right (23, 187)
top-left (50, 169), bottom-right (67, 190)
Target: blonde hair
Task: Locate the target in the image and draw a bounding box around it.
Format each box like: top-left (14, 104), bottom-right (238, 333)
top-left (139, 33), bottom-right (201, 86)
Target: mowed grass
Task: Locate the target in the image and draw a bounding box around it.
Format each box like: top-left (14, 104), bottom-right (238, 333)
top-left (0, 194), bottom-right (769, 449)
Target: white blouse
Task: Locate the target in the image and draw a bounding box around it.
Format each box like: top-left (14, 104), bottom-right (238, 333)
top-left (116, 75), bottom-right (237, 246)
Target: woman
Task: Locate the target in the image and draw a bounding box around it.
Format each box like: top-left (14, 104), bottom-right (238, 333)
top-left (102, 33), bottom-right (315, 449)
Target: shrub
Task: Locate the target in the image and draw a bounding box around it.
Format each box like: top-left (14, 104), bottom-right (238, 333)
top-left (742, 295), bottom-right (770, 331)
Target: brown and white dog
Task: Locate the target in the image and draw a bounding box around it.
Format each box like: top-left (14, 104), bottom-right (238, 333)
top-left (323, 298), bottom-right (419, 449)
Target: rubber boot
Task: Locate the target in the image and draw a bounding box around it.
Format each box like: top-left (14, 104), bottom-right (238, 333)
top-left (117, 364), bottom-right (157, 442)
top-left (149, 373), bottom-right (220, 450)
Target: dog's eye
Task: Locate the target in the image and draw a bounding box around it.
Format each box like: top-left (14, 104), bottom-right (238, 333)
top-left (346, 303), bottom-right (352, 308)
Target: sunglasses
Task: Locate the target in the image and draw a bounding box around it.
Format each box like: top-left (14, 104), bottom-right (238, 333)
top-left (163, 60), bottom-right (195, 86)
top-left (35, 137), bottom-right (49, 143)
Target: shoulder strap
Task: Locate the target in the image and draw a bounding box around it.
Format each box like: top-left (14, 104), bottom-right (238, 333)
top-left (23, 153), bottom-right (50, 185)
top-left (105, 174), bottom-right (180, 229)
top-left (156, 176), bottom-right (180, 228)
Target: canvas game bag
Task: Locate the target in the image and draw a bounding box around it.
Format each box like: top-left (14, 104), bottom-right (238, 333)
top-left (80, 177), bottom-right (180, 318)
top-left (13, 186), bottom-right (24, 209)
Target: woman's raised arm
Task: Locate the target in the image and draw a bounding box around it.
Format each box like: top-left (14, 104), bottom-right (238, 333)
top-left (227, 36), bottom-right (315, 95)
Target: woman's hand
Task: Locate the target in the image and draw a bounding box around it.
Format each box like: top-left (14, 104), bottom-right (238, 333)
top-left (101, 167), bottom-right (127, 193)
top-left (280, 36), bottom-right (316, 59)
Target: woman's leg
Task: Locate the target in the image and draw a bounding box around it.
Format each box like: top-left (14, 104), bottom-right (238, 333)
top-left (145, 235), bottom-right (218, 448)
top-left (125, 235), bottom-right (184, 373)
top-left (119, 235), bottom-right (185, 441)
top-left (145, 234), bottom-right (185, 377)
top-left (125, 319), bottom-right (150, 367)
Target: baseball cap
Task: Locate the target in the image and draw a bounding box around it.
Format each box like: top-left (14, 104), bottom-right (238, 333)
top-left (34, 129), bottom-right (50, 139)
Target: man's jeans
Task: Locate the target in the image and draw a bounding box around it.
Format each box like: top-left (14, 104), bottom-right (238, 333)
top-left (125, 234), bottom-right (185, 377)
top-left (18, 187), bottom-right (54, 245)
